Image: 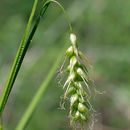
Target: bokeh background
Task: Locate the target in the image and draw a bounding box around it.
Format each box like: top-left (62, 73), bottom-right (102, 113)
top-left (0, 0), bottom-right (130, 129)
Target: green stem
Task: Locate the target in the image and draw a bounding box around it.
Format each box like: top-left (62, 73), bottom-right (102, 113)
top-left (0, 0), bottom-right (39, 117)
top-left (0, 0), bottom-right (73, 128)
top-left (50, 0), bottom-right (73, 33)
top-left (15, 47), bottom-right (65, 130)
top-left (0, 0), bottom-right (73, 118)
top-left (15, 0), bottom-right (74, 129)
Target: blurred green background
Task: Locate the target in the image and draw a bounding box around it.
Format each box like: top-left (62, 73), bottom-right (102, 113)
top-left (0, 0), bottom-right (130, 129)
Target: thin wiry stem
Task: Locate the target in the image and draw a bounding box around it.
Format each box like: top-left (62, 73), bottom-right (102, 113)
top-left (0, 0), bottom-right (73, 118)
top-left (50, 0), bottom-right (73, 33)
top-left (0, 0), bottom-right (74, 129)
top-left (14, 0), bottom-right (74, 129)
top-left (0, 0), bottom-right (39, 117)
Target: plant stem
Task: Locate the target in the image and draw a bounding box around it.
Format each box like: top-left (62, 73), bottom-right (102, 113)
top-left (0, 0), bottom-right (73, 118)
top-left (0, 0), bottom-right (73, 128)
top-left (15, 1), bottom-right (74, 129)
top-left (0, 0), bottom-right (39, 117)
top-left (15, 47), bottom-right (65, 130)
top-left (50, 0), bottom-right (73, 33)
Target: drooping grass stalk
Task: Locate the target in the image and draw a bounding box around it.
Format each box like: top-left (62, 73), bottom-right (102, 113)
top-left (50, 0), bottom-right (73, 33)
top-left (0, 0), bottom-right (52, 117)
top-left (15, 46), bottom-right (66, 130)
top-left (1, 0), bottom-right (93, 129)
top-left (0, 0), bottom-right (39, 117)
top-left (15, 1), bottom-right (73, 129)
top-left (0, 0), bottom-right (73, 118)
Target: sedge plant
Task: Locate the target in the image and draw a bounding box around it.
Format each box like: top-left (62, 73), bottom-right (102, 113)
top-left (0, 0), bottom-right (95, 129)
top-left (58, 33), bottom-right (95, 129)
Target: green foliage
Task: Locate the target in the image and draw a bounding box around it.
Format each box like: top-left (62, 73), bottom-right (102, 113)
top-left (0, 0), bottom-right (39, 117)
top-left (0, 0), bottom-right (130, 130)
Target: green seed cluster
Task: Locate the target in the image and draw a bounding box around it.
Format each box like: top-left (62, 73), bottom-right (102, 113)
top-left (61, 33), bottom-right (92, 126)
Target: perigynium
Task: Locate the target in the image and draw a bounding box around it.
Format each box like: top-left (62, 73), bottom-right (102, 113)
top-left (59, 33), bottom-right (95, 129)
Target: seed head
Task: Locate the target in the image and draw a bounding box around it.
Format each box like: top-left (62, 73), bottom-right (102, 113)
top-left (59, 33), bottom-right (94, 129)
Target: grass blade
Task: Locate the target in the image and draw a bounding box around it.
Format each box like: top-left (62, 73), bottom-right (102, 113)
top-left (0, 0), bottom-right (39, 117)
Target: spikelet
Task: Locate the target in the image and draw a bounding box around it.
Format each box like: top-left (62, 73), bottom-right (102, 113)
top-left (59, 33), bottom-right (94, 129)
